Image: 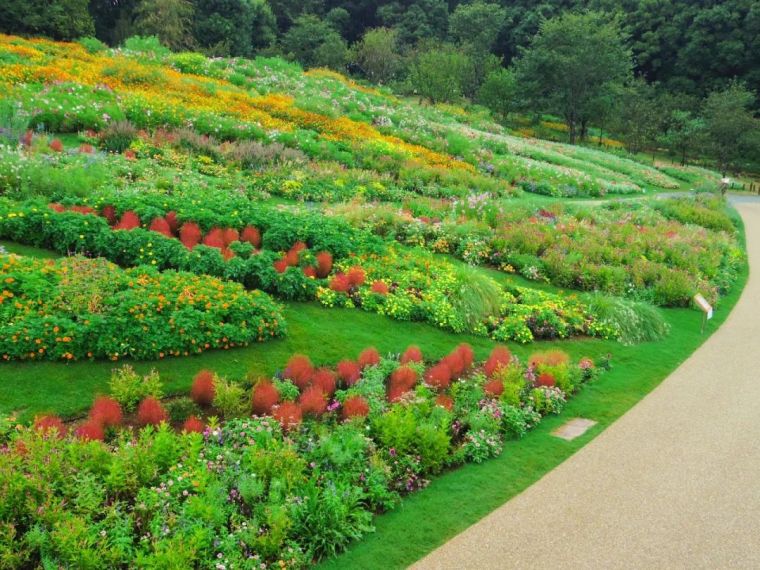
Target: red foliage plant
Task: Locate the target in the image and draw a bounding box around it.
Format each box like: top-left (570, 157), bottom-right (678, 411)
top-left (347, 266), bottom-right (366, 287)
top-left (315, 251), bottom-right (333, 278)
top-left (273, 401), bottom-right (302, 429)
top-left (299, 386), bottom-right (327, 416)
top-left (79, 143), bottom-right (94, 154)
top-left (21, 130), bottom-right (33, 147)
top-left (337, 360), bottom-right (361, 386)
top-left (252, 379), bottom-right (280, 415)
top-left (70, 205), bottom-right (95, 215)
top-left (75, 419), bottom-right (105, 441)
top-left (180, 222), bottom-right (202, 249)
top-left (114, 210), bottom-right (140, 230)
top-left (49, 203), bottom-right (65, 213)
top-left (221, 247), bottom-right (234, 261)
top-left (435, 394), bottom-right (454, 410)
top-left (284, 248), bottom-right (300, 267)
top-left (273, 259), bottom-right (289, 274)
top-left (190, 370), bottom-right (216, 406)
top-left (311, 368), bottom-right (337, 396)
top-left (484, 346), bottom-right (512, 377)
top-left (530, 350), bottom-right (570, 368)
top-left (49, 138), bottom-right (63, 152)
top-left (425, 363), bottom-right (452, 390)
top-left (389, 365), bottom-right (418, 401)
top-left (291, 241), bottom-right (307, 253)
top-left (400, 345), bottom-right (423, 365)
top-left (165, 211), bottom-right (179, 234)
top-left (183, 416), bottom-right (205, 433)
top-left (149, 217), bottom-right (172, 237)
top-left (358, 347), bottom-right (380, 369)
top-left (203, 227), bottom-right (225, 249)
top-left (33, 415), bottom-right (65, 437)
top-left (456, 343), bottom-right (474, 370)
top-left (303, 266), bottom-right (317, 278)
top-left (342, 395), bottom-right (370, 420)
top-left (223, 228), bottom-right (239, 246)
top-left (441, 352), bottom-right (465, 378)
top-left (329, 273), bottom-right (351, 293)
top-left (536, 372), bottom-right (556, 388)
top-left (370, 280), bottom-right (389, 295)
top-left (137, 397), bottom-right (168, 426)
top-left (101, 204), bottom-right (117, 224)
top-left (284, 354), bottom-right (313, 390)
top-left (484, 379), bottom-right (504, 397)
top-left (241, 226), bottom-right (261, 248)
top-left (89, 396), bottom-right (123, 427)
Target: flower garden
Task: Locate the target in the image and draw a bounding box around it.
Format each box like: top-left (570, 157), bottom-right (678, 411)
top-left (0, 34), bottom-right (748, 568)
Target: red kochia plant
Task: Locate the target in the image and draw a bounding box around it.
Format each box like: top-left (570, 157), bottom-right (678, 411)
top-left (49, 138), bottom-right (63, 152)
top-left (342, 395), bottom-right (370, 420)
top-left (203, 227), bottom-right (225, 249)
top-left (252, 380), bottom-right (280, 415)
top-left (303, 266), bottom-right (317, 278)
top-left (536, 372), bottom-right (556, 388)
top-left (401, 345), bottom-right (423, 364)
top-left (329, 273), bottom-right (351, 293)
top-left (79, 143), bottom-right (94, 154)
top-left (137, 397), bottom-right (168, 426)
top-left (149, 217), bottom-right (172, 237)
top-left (484, 379), bottom-right (504, 397)
top-left (484, 346), bottom-right (512, 377)
top-left (75, 420), bottom-right (105, 441)
top-left (284, 248), bottom-right (300, 266)
top-left (370, 281), bottom-right (389, 295)
top-left (441, 352), bottom-right (465, 378)
top-left (389, 366), bottom-right (418, 402)
top-left (70, 205), bottom-right (95, 215)
top-left (273, 401), bottom-right (302, 429)
top-left (114, 210), bottom-right (140, 230)
top-left (183, 416), bottom-right (205, 433)
top-left (425, 363), bottom-right (452, 390)
top-left (273, 259), bottom-right (288, 273)
top-left (223, 228), bottom-right (239, 246)
top-left (530, 350), bottom-right (570, 368)
top-left (21, 130), bottom-right (33, 147)
top-left (284, 354), bottom-right (313, 390)
top-left (180, 222), bottom-right (202, 249)
top-left (165, 211), bottom-right (179, 234)
top-left (241, 226), bottom-right (261, 248)
top-left (49, 203), bottom-right (65, 213)
top-left (435, 394), bottom-right (454, 410)
top-left (337, 360), bottom-right (361, 386)
top-left (33, 415), bottom-right (65, 437)
top-left (190, 370), bottom-right (216, 406)
top-left (299, 386), bottom-right (327, 416)
top-left (89, 396), bottom-right (123, 427)
top-left (456, 343), bottom-right (474, 370)
top-left (311, 368), bottom-right (337, 396)
top-left (347, 266), bottom-right (366, 287)
top-left (315, 251), bottom-right (333, 278)
top-left (358, 347), bottom-right (380, 369)
top-left (101, 204), bottom-right (117, 224)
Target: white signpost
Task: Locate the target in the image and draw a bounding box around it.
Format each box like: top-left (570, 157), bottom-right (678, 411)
top-left (693, 293), bottom-right (713, 333)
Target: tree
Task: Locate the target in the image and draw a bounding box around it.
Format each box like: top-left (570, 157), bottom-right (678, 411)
top-left (354, 27), bottom-right (402, 84)
top-left (658, 110), bottom-right (706, 166)
top-left (615, 78), bottom-right (664, 155)
top-left (449, 1), bottom-right (506, 55)
top-left (702, 81), bottom-right (759, 174)
top-left (0, 0), bottom-right (94, 40)
top-left (477, 68), bottom-right (517, 120)
top-left (409, 43), bottom-right (473, 103)
top-left (514, 11), bottom-right (633, 144)
top-left (377, 0), bottom-right (449, 46)
top-left (194, 0), bottom-right (254, 56)
top-left (133, 0), bottom-right (194, 50)
top-left (280, 15), bottom-right (348, 70)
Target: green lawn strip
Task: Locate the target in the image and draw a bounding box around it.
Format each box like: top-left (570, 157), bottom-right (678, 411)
top-left (0, 239), bottom-right (61, 259)
top-left (318, 230), bottom-right (748, 569)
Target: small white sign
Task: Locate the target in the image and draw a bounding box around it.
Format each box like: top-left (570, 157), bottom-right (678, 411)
top-left (694, 294), bottom-right (713, 320)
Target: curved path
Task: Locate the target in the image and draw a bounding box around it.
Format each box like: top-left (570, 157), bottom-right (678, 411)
top-left (415, 198), bottom-right (760, 569)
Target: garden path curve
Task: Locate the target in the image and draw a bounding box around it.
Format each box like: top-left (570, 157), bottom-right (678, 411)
top-left (414, 196), bottom-right (760, 569)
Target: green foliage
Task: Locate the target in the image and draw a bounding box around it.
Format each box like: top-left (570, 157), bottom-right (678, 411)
top-left (702, 81), bottom-right (759, 174)
top-left (585, 294), bottom-right (670, 345)
top-left (409, 43), bottom-right (473, 103)
top-left (108, 365), bottom-right (163, 412)
top-left (0, 0), bottom-right (94, 40)
top-left (132, 1), bottom-right (194, 52)
top-left (212, 377), bottom-right (248, 419)
top-left (478, 68), bottom-right (517, 119)
top-left (280, 15), bottom-right (349, 70)
top-left (122, 35), bottom-right (171, 57)
top-left (354, 27), bottom-right (401, 84)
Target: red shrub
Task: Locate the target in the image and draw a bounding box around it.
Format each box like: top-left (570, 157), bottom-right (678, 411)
top-left (425, 363), bottom-right (452, 390)
top-left (137, 397), bottom-right (168, 426)
top-left (180, 222), bottom-right (202, 249)
top-left (530, 350), bottom-right (570, 368)
top-left (165, 211), bottom-right (179, 234)
top-left (337, 360), bottom-right (361, 386)
top-left (49, 138), bottom-right (63, 152)
top-left (484, 379), bottom-right (504, 397)
top-left (21, 130), bottom-right (33, 147)
top-left (358, 347), bottom-right (380, 369)
top-left (190, 370), bottom-right (216, 406)
top-left (299, 386), bottom-right (327, 416)
top-left (329, 273), bottom-right (351, 293)
top-left (456, 343), bottom-right (474, 370)
top-left (342, 395), bottom-right (370, 420)
top-left (221, 247), bottom-right (234, 261)
top-left (291, 241), bottom-right (307, 253)
top-left (252, 380), bottom-right (280, 415)
top-left (401, 345), bottom-right (423, 365)
top-left (149, 216), bottom-right (172, 237)
top-left (183, 416), bottom-right (205, 433)
top-left (203, 227), bottom-right (225, 249)
top-left (273, 401), bottom-right (302, 429)
top-left (311, 368), bottom-right (337, 396)
top-left (370, 280), bottom-right (389, 295)
top-left (33, 415), bottom-right (65, 437)
top-left (273, 259), bottom-right (289, 273)
top-left (79, 143), bottom-right (94, 154)
top-left (49, 202), bottom-right (66, 213)
top-left (484, 346), bottom-right (512, 377)
top-left (75, 420), bottom-right (105, 441)
top-left (435, 394), bottom-right (454, 410)
top-left (441, 352), bottom-right (465, 378)
top-left (347, 266), bottom-right (366, 287)
top-left (101, 204), bottom-right (117, 225)
top-left (536, 372), bottom-right (556, 388)
top-left (389, 366), bottom-right (418, 401)
top-left (114, 210), bottom-right (140, 230)
top-left (284, 248), bottom-right (300, 266)
top-left (241, 226), bottom-right (261, 248)
top-left (284, 354), bottom-right (313, 390)
top-left (303, 266), bottom-right (317, 278)
top-left (223, 228), bottom-right (239, 246)
top-left (124, 150), bottom-right (136, 160)
top-left (89, 396), bottom-right (122, 427)
top-left (315, 251), bottom-right (333, 278)
top-left (70, 205), bottom-right (95, 215)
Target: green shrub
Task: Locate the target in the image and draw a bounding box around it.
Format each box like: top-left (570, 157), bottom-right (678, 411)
top-left (108, 366), bottom-right (163, 412)
top-left (586, 293), bottom-right (671, 344)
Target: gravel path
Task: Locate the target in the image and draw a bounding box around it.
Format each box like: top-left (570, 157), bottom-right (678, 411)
top-left (414, 198), bottom-right (760, 569)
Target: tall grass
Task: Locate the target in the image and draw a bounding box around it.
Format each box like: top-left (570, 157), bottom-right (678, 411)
top-left (585, 293), bottom-right (670, 345)
top-left (451, 266), bottom-right (503, 330)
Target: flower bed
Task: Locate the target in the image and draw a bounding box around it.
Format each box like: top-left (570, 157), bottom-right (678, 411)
top-left (0, 343), bottom-right (601, 567)
top-left (0, 253), bottom-right (285, 361)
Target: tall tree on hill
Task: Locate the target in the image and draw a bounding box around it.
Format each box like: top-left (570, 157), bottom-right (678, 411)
top-left (514, 11), bottom-right (632, 144)
top-left (133, 0), bottom-right (194, 50)
top-left (0, 0), bottom-right (94, 40)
